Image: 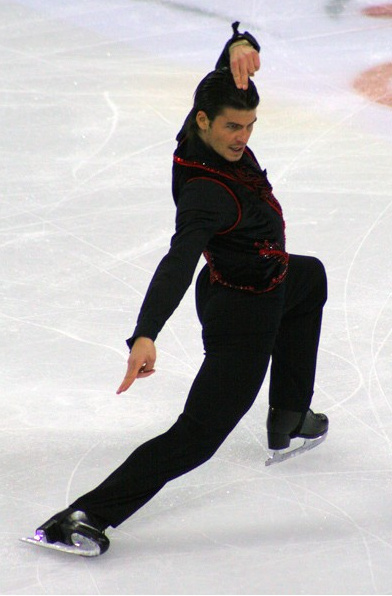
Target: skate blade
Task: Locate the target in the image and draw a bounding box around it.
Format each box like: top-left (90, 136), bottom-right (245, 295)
top-left (265, 433), bottom-right (327, 467)
top-left (20, 530), bottom-right (101, 557)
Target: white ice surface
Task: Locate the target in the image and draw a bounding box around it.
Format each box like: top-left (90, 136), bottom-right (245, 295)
top-left (1, 1), bottom-right (392, 594)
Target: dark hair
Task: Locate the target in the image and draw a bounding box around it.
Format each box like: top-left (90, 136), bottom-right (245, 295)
top-left (176, 67), bottom-right (259, 142)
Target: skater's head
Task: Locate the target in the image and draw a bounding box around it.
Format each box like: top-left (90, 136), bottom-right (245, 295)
top-left (177, 68), bottom-right (259, 161)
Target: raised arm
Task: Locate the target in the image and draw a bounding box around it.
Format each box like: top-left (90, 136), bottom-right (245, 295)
top-left (215, 21), bottom-right (261, 90)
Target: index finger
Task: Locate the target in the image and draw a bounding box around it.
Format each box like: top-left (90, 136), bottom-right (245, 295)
top-left (251, 51), bottom-right (261, 73)
top-left (116, 372), bottom-right (137, 394)
top-left (116, 358), bottom-right (144, 394)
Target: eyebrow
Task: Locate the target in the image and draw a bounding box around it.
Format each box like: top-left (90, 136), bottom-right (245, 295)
top-left (226, 117), bottom-right (258, 127)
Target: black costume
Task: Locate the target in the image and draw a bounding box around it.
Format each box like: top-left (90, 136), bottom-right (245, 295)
top-left (34, 25), bottom-right (328, 549)
top-left (68, 33), bottom-right (328, 530)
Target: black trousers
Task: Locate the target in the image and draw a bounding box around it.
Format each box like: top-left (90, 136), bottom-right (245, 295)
top-left (71, 254), bottom-right (327, 528)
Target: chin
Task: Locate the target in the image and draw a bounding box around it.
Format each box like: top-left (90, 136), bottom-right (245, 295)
top-left (226, 153), bottom-right (243, 162)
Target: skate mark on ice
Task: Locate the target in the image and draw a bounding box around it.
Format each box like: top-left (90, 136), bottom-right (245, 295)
top-left (76, 135), bottom-right (174, 186)
top-left (72, 92), bottom-right (119, 181)
top-left (343, 197), bottom-right (392, 393)
top-left (284, 480), bottom-right (391, 592)
top-left (0, 310), bottom-right (124, 357)
top-left (1, 199), bottom-right (158, 293)
top-left (287, 21), bottom-right (391, 43)
top-left (1, 201), bottom-right (201, 373)
top-left (144, 101), bottom-right (174, 126)
top-left (317, 347), bottom-right (362, 409)
top-left (368, 287), bottom-right (392, 435)
top-left (273, 95), bottom-right (383, 185)
top-left (163, 324), bottom-right (201, 374)
top-left (65, 440), bottom-right (104, 507)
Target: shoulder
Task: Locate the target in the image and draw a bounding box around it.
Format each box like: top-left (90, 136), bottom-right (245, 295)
top-left (178, 177), bottom-right (240, 216)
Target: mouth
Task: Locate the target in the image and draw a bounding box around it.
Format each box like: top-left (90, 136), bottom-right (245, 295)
top-left (229, 146), bottom-right (245, 155)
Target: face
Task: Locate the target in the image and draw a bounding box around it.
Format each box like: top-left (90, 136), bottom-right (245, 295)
top-left (196, 107), bottom-right (257, 162)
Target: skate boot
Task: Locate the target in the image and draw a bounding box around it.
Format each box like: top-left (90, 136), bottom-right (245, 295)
top-left (21, 508), bottom-right (110, 557)
top-left (265, 407), bottom-right (328, 466)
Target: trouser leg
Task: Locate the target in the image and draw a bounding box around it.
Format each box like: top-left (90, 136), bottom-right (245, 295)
top-left (71, 352), bottom-right (271, 529)
top-left (268, 255), bottom-right (327, 412)
top-left (71, 271), bottom-right (284, 528)
top-left (71, 410), bottom-right (232, 528)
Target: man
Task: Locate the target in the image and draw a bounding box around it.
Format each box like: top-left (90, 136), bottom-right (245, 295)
top-left (22, 23), bottom-right (328, 557)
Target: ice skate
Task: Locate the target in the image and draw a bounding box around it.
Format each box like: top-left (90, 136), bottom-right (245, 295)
top-left (265, 408), bottom-right (328, 466)
top-left (20, 508), bottom-right (110, 557)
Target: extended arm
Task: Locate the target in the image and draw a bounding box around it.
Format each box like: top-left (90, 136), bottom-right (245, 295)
top-left (117, 179), bottom-right (239, 393)
top-left (216, 21), bottom-right (261, 90)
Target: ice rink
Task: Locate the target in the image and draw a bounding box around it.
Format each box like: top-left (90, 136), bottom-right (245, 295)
top-left (1, 1), bottom-right (392, 594)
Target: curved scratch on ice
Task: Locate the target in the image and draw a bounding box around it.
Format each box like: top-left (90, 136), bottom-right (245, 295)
top-left (343, 197), bottom-right (392, 385)
top-left (65, 440), bottom-right (104, 507)
top-left (369, 287), bottom-right (392, 431)
top-left (0, 310), bottom-right (124, 357)
top-left (72, 91), bottom-right (120, 180)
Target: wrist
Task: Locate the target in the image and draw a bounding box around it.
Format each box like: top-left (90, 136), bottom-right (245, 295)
top-left (229, 21), bottom-right (260, 53)
top-left (132, 336), bottom-right (154, 348)
top-left (126, 334), bottom-right (155, 352)
top-left (229, 40), bottom-right (253, 50)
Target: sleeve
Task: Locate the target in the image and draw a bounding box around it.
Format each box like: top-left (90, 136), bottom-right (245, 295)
top-left (215, 21), bottom-right (261, 70)
top-left (126, 179), bottom-right (239, 350)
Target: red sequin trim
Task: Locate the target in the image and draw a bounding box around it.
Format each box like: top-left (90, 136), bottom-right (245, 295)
top-left (203, 250), bottom-right (288, 294)
top-left (175, 152), bottom-right (288, 294)
top-left (254, 240), bottom-right (288, 265)
top-left (173, 154), bottom-right (284, 218)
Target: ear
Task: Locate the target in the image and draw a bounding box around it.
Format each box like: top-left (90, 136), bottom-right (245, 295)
top-left (196, 110), bottom-right (210, 131)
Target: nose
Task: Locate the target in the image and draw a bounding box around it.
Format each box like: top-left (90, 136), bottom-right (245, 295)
top-left (236, 129), bottom-right (251, 145)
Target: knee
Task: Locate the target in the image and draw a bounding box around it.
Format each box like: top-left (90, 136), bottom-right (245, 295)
top-left (174, 413), bottom-right (230, 464)
top-left (306, 257), bottom-right (328, 305)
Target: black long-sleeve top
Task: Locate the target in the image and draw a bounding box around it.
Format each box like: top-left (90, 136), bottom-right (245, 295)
top-left (127, 144), bottom-right (239, 349)
top-left (126, 25), bottom-right (287, 350)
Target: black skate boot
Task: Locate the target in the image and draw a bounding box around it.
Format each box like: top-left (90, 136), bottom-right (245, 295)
top-left (265, 407), bottom-right (328, 466)
top-left (21, 508), bottom-right (110, 557)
